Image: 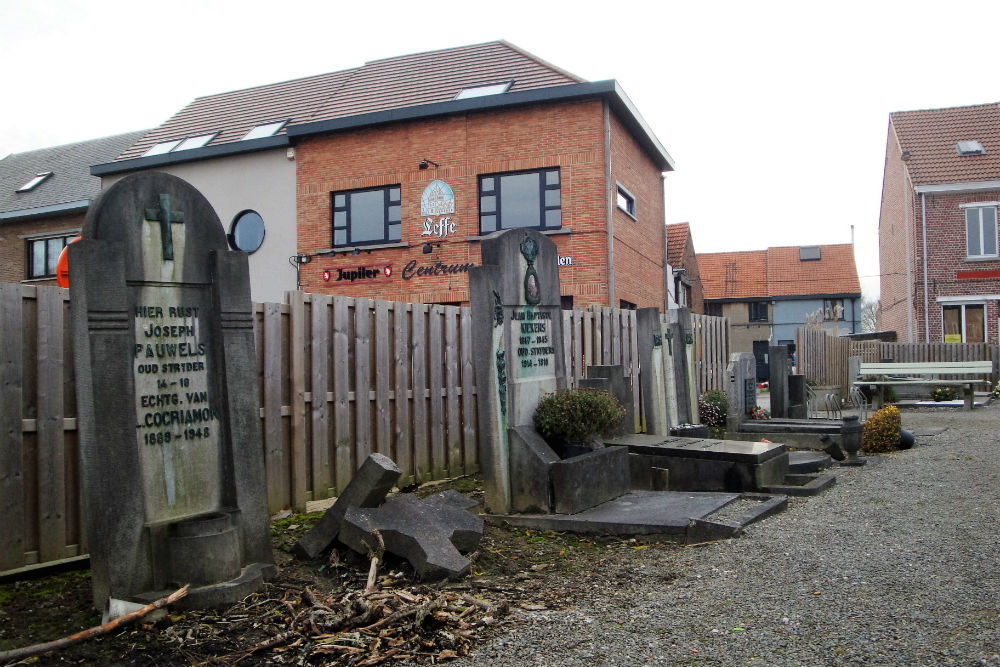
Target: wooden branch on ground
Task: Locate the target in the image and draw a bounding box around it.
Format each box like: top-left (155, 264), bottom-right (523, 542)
top-left (0, 585), bottom-right (189, 664)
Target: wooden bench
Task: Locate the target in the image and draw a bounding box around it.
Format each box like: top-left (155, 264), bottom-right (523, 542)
top-left (854, 361), bottom-right (994, 411)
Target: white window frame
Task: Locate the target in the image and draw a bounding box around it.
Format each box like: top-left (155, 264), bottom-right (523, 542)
top-left (961, 203), bottom-right (999, 259)
top-left (616, 183), bottom-right (636, 218)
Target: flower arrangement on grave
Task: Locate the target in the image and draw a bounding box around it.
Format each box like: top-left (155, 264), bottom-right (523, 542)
top-left (861, 405), bottom-right (901, 454)
top-left (750, 405), bottom-right (770, 420)
top-left (533, 388), bottom-right (626, 446)
top-left (931, 386), bottom-right (958, 402)
top-left (991, 379), bottom-right (1000, 400)
top-left (697, 390), bottom-right (728, 427)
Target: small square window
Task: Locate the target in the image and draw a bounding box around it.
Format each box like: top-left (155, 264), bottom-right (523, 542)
top-left (823, 299), bottom-right (845, 321)
top-left (16, 172), bottom-right (53, 192)
top-left (616, 184), bottom-right (636, 217)
top-left (956, 140), bottom-right (985, 156)
top-left (748, 302), bottom-right (768, 322)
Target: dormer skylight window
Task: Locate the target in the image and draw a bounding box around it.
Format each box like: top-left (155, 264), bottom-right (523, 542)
top-left (143, 132), bottom-right (218, 157)
top-left (956, 140), bottom-right (985, 156)
top-left (455, 81), bottom-right (513, 100)
top-left (144, 139), bottom-right (182, 156)
top-left (16, 171), bottom-right (53, 192)
top-left (242, 121), bottom-right (287, 140)
top-left (174, 133), bottom-right (217, 151)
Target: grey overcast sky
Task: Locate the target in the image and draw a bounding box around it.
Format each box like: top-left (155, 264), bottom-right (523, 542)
top-left (3, 0), bottom-right (999, 300)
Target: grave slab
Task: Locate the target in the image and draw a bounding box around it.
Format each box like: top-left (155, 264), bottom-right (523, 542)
top-left (549, 447), bottom-right (630, 514)
top-left (338, 494), bottom-right (484, 580)
top-left (294, 453), bottom-right (401, 560)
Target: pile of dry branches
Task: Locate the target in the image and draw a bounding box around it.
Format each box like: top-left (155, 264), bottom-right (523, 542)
top-left (167, 581), bottom-right (509, 666)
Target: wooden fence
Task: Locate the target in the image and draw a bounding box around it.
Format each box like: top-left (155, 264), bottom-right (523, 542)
top-left (1, 283), bottom-right (729, 575)
top-left (797, 327), bottom-right (999, 393)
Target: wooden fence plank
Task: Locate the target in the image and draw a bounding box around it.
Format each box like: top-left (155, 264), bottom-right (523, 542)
top-left (36, 287), bottom-right (66, 563)
top-left (601, 307), bottom-right (612, 363)
top-left (393, 303), bottom-right (413, 483)
top-left (288, 292), bottom-right (308, 510)
top-left (0, 284), bottom-right (25, 570)
top-left (263, 302), bottom-right (286, 510)
top-left (572, 310), bottom-right (583, 385)
top-left (332, 297), bottom-right (352, 493)
top-left (310, 294), bottom-right (332, 500)
top-left (562, 310), bottom-right (573, 388)
top-left (583, 310), bottom-right (594, 367)
top-left (374, 300), bottom-right (391, 457)
top-left (444, 307), bottom-right (461, 475)
top-left (354, 298), bottom-right (372, 468)
top-left (459, 306), bottom-right (477, 472)
top-left (628, 309), bottom-right (640, 428)
top-left (411, 304), bottom-right (429, 481)
top-left (428, 305), bottom-right (445, 478)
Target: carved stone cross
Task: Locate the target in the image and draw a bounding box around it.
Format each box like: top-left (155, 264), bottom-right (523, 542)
top-left (144, 193), bottom-right (185, 261)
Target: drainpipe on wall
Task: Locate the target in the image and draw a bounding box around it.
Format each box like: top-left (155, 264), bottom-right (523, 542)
top-left (903, 169), bottom-right (914, 341)
top-left (604, 101), bottom-right (615, 307)
top-left (921, 193), bottom-right (930, 342)
top-left (662, 173), bottom-right (670, 313)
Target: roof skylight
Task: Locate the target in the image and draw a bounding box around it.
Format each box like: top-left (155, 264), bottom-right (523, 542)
top-left (174, 133), bottom-right (217, 151)
top-left (455, 81), bottom-right (513, 100)
top-left (956, 140), bottom-right (985, 156)
top-left (242, 121), bottom-right (287, 140)
top-left (143, 140), bottom-right (182, 156)
top-left (16, 171), bottom-right (53, 192)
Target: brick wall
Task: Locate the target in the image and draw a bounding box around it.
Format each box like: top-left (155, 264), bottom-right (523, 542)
top-left (608, 111), bottom-right (666, 309)
top-left (0, 213), bottom-right (84, 284)
top-left (878, 123), bottom-right (915, 341)
top-left (917, 189), bottom-right (1000, 343)
top-left (295, 99), bottom-right (666, 308)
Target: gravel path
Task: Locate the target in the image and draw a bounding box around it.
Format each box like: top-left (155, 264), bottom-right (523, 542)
top-left (456, 404), bottom-right (1000, 666)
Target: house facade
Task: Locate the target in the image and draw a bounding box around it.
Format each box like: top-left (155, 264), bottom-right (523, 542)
top-left (0, 131), bottom-right (146, 284)
top-left (665, 223), bottom-right (704, 313)
top-left (879, 102), bottom-right (1000, 344)
top-left (93, 42), bottom-right (676, 309)
top-left (698, 244), bottom-right (861, 380)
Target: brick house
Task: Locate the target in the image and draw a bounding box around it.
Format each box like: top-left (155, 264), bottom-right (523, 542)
top-left (94, 42), bottom-right (676, 308)
top-left (665, 223), bottom-right (703, 313)
top-left (0, 131), bottom-right (146, 284)
top-left (879, 102), bottom-right (1000, 344)
top-left (698, 244), bottom-right (861, 380)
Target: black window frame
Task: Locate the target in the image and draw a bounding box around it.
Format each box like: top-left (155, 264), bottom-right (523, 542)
top-left (228, 209), bottom-right (266, 254)
top-left (748, 301), bottom-right (768, 322)
top-left (478, 167), bottom-right (561, 234)
top-left (26, 233), bottom-right (74, 279)
top-left (331, 184), bottom-right (402, 248)
top-left (823, 298), bottom-right (845, 321)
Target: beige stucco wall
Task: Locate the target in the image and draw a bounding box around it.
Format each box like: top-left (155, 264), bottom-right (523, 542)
top-left (103, 149), bottom-right (296, 303)
top-left (720, 301), bottom-right (771, 355)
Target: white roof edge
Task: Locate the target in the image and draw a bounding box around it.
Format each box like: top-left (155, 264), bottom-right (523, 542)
top-left (914, 180), bottom-right (1000, 193)
top-left (935, 294), bottom-right (1000, 303)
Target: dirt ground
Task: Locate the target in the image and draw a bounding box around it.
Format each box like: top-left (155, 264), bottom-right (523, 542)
top-left (0, 476), bottom-right (689, 666)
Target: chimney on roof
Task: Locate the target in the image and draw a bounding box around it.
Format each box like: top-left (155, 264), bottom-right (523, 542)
top-left (901, 150), bottom-right (911, 161)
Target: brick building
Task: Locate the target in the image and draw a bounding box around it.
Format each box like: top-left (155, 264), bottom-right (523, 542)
top-left (0, 131), bottom-right (146, 284)
top-left (879, 102), bottom-right (1000, 344)
top-left (94, 42), bottom-right (676, 308)
top-left (698, 244), bottom-right (861, 380)
top-left (665, 223), bottom-right (703, 313)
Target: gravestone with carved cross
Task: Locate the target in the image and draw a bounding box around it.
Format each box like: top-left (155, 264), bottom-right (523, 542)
top-left (69, 172), bottom-right (273, 614)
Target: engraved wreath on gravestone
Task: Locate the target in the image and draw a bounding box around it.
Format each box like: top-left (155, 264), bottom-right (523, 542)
top-left (493, 290), bottom-right (507, 417)
top-left (520, 234), bottom-right (541, 306)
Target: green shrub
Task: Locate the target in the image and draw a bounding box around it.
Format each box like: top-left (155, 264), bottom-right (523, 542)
top-left (932, 386), bottom-right (957, 402)
top-left (533, 388), bottom-right (626, 445)
top-left (698, 390), bottom-right (728, 427)
top-left (861, 405), bottom-right (901, 454)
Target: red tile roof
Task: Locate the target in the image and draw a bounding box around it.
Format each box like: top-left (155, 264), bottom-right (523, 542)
top-left (116, 41), bottom-right (583, 161)
top-left (890, 102), bottom-right (1000, 185)
top-left (697, 244), bottom-right (860, 300)
top-left (665, 222), bottom-right (690, 267)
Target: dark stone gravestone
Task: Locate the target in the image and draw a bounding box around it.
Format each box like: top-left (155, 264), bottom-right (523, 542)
top-left (470, 231), bottom-right (567, 513)
top-left (666, 307), bottom-right (698, 424)
top-left (726, 352), bottom-right (757, 432)
top-left (69, 172), bottom-right (273, 613)
top-left (768, 345), bottom-right (791, 418)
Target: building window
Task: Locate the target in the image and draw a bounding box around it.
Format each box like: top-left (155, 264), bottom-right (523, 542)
top-left (331, 185), bottom-right (402, 247)
top-left (242, 121), bottom-right (287, 140)
top-left (748, 301), bottom-right (768, 322)
top-left (824, 299), bottom-right (845, 321)
top-left (705, 303), bottom-right (722, 317)
top-left (619, 299), bottom-right (637, 310)
top-left (479, 168), bottom-right (561, 234)
top-left (229, 210), bottom-right (266, 253)
top-left (455, 81), bottom-right (512, 99)
top-left (17, 172), bottom-right (53, 192)
top-left (943, 303), bottom-right (985, 343)
top-left (560, 295), bottom-right (574, 310)
top-left (616, 183), bottom-right (636, 217)
top-left (27, 234), bottom-right (74, 279)
top-left (965, 206), bottom-right (998, 258)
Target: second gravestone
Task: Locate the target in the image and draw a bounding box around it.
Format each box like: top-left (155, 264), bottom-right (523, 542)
top-left (70, 172), bottom-right (273, 613)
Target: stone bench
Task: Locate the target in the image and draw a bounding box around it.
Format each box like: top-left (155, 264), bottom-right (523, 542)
top-left (855, 361), bottom-right (993, 411)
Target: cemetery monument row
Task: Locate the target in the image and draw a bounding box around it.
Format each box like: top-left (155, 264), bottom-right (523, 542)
top-left (70, 172), bottom-right (273, 613)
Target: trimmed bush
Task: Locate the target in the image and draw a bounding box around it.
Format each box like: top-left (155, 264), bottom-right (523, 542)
top-left (861, 405), bottom-right (902, 454)
top-left (932, 386), bottom-right (957, 402)
top-left (698, 390), bottom-right (728, 427)
top-left (533, 388), bottom-right (626, 445)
